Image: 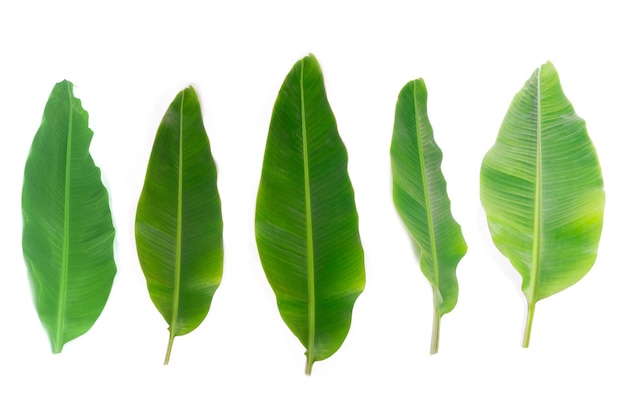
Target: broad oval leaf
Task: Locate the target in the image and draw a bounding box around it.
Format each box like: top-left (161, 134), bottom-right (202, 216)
top-left (135, 86), bottom-right (223, 364)
top-left (390, 79), bottom-right (467, 354)
top-left (480, 62), bottom-right (604, 347)
top-left (255, 54), bottom-right (365, 375)
top-left (22, 80), bottom-right (116, 353)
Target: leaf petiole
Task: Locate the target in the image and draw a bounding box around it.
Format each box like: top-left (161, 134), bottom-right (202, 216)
top-left (431, 304), bottom-right (441, 355)
top-left (523, 301), bottom-right (536, 348)
top-left (164, 330), bottom-right (175, 365)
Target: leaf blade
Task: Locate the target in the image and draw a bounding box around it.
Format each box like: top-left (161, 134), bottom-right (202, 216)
top-left (22, 80), bottom-right (116, 353)
top-left (480, 62), bottom-right (604, 346)
top-left (390, 79), bottom-right (467, 354)
top-left (255, 54), bottom-right (365, 374)
top-left (135, 86), bottom-right (223, 363)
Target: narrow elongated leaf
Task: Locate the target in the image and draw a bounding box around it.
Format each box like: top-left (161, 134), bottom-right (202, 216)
top-left (480, 62), bottom-right (604, 346)
top-left (256, 54), bottom-right (365, 374)
top-left (390, 79), bottom-right (467, 354)
top-left (135, 86), bottom-right (223, 364)
top-left (22, 80), bottom-right (116, 353)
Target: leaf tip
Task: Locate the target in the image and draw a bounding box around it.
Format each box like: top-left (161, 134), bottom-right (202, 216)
top-left (414, 78), bottom-right (427, 95)
top-left (538, 60), bottom-right (559, 80)
top-left (184, 84), bottom-right (198, 95)
top-left (301, 53), bottom-right (321, 70)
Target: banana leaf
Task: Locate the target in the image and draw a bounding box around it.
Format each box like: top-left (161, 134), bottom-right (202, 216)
top-left (135, 86), bottom-right (223, 364)
top-left (255, 54), bottom-right (365, 375)
top-left (480, 62), bottom-right (604, 347)
top-left (390, 78), bottom-right (467, 354)
top-left (22, 80), bottom-right (116, 353)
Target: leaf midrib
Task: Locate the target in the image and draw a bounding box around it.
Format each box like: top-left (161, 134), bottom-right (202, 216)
top-left (172, 91), bottom-right (185, 336)
top-left (529, 69), bottom-right (543, 306)
top-left (413, 81), bottom-right (440, 301)
top-left (56, 81), bottom-right (73, 353)
top-left (164, 91), bottom-right (185, 364)
top-left (301, 60), bottom-right (316, 373)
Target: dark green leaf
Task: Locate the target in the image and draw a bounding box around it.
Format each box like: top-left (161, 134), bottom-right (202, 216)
top-left (135, 86), bottom-right (223, 364)
top-left (255, 54), bottom-right (365, 374)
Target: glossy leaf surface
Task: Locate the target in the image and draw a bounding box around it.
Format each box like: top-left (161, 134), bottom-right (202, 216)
top-left (480, 62), bottom-right (604, 346)
top-left (390, 79), bottom-right (467, 354)
top-left (22, 80), bottom-right (116, 353)
top-left (256, 54), bottom-right (365, 374)
top-left (135, 86), bottom-right (223, 364)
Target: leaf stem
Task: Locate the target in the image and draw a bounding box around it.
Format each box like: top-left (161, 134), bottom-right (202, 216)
top-left (55, 81), bottom-right (74, 354)
top-left (300, 59), bottom-right (317, 375)
top-left (430, 304), bottom-right (441, 355)
top-left (523, 301), bottom-right (536, 348)
top-left (305, 355), bottom-right (314, 376)
top-left (164, 331), bottom-right (175, 365)
top-left (164, 90), bottom-right (185, 365)
top-left (527, 66), bottom-right (542, 347)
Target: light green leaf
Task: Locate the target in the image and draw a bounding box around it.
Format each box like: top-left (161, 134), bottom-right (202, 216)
top-left (390, 79), bottom-right (467, 354)
top-left (255, 54), bottom-right (365, 375)
top-left (480, 62), bottom-right (604, 347)
top-left (135, 86), bottom-right (223, 364)
top-left (22, 80), bottom-right (116, 353)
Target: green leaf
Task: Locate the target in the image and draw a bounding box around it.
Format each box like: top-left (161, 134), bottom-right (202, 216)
top-left (135, 86), bottom-right (223, 364)
top-left (480, 62), bottom-right (605, 347)
top-left (255, 54), bottom-right (365, 375)
top-left (22, 80), bottom-right (116, 353)
top-left (390, 79), bottom-right (467, 354)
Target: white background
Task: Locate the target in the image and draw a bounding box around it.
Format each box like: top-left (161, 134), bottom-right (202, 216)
top-left (1, 1), bottom-right (624, 415)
